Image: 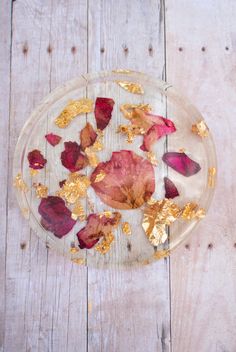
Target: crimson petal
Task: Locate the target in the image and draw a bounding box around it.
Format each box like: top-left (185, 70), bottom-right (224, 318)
top-left (95, 97), bottom-right (115, 130)
top-left (59, 179), bottom-right (66, 188)
top-left (80, 122), bottom-right (97, 150)
top-left (28, 149), bottom-right (47, 169)
top-left (91, 150), bottom-right (155, 209)
top-left (164, 177), bottom-right (179, 199)
top-left (45, 133), bottom-right (62, 146)
top-left (162, 152), bottom-right (201, 177)
top-left (77, 212), bottom-right (120, 249)
top-left (61, 141), bottom-right (88, 172)
top-left (39, 196), bottom-right (76, 238)
top-left (140, 116), bottom-right (176, 151)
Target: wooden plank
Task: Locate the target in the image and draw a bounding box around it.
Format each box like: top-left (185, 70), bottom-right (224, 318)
top-left (87, 1), bottom-right (171, 351)
top-left (0, 0), bottom-right (12, 349)
top-left (165, 1), bottom-right (236, 351)
top-left (6, 1), bottom-right (88, 351)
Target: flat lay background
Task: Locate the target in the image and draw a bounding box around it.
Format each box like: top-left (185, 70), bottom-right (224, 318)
top-left (1, 0), bottom-right (236, 351)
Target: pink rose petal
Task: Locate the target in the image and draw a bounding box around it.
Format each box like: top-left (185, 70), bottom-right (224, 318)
top-left (162, 152), bottom-right (201, 177)
top-left (61, 141), bottom-right (88, 172)
top-left (95, 97), bottom-right (115, 130)
top-left (80, 122), bottom-right (97, 151)
top-left (164, 177), bottom-right (179, 199)
top-left (28, 149), bottom-right (47, 170)
top-left (45, 133), bottom-right (62, 146)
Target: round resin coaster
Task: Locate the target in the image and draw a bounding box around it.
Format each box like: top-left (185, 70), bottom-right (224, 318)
top-left (13, 70), bottom-right (216, 267)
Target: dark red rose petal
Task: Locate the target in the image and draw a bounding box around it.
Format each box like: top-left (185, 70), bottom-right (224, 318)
top-left (61, 141), bottom-right (88, 172)
top-left (162, 152), bottom-right (201, 177)
top-left (80, 122), bottom-right (97, 151)
top-left (95, 97), bottom-right (115, 130)
top-left (59, 179), bottom-right (66, 188)
top-left (28, 149), bottom-right (47, 170)
top-left (140, 117), bottom-right (176, 151)
top-left (45, 133), bottom-right (62, 146)
top-left (91, 150), bottom-right (155, 209)
top-left (39, 196), bottom-right (76, 238)
top-left (164, 177), bottom-right (179, 199)
top-left (77, 212), bottom-right (120, 249)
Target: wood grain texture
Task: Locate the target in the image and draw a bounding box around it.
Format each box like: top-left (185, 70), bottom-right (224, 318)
top-left (166, 1), bottom-right (236, 351)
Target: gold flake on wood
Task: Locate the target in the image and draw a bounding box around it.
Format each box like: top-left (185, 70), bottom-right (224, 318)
top-left (116, 81), bottom-right (144, 95)
top-left (55, 99), bottom-right (93, 128)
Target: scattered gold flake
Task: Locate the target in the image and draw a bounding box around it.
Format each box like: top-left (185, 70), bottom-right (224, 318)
top-left (191, 120), bottom-right (209, 138)
top-left (29, 168), bottom-right (39, 177)
top-left (147, 197), bottom-right (157, 205)
top-left (178, 148), bottom-right (186, 153)
top-left (70, 242), bottom-right (79, 254)
top-left (21, 207), bottom-right (30, 218)
top-left (57, 173), bottom-right (90, 204)
top-left (33, 183), bottom-right (48, 198)
top-left (72, 258), bottom-right (85, 265)
top-left (208, 167), bottom-right (216, 188)
top-left (92, 138), bottom-right (104, 151)
top-left (13, 173), bottom-right (28, 192)
top-left (87, 197), bottom-right (95, 212)
top-left (116, 81), bottom-right (144, 95)
top-left (100, 210), bottom-right (112, 218)
top-left (181, 202), bottom-right (206, 220)
top-left (93, 170), bottom-right (106, 183)
top-left (143, 199), bottom-right (182, 247)
top-left (112, 69), bottom-right (133, 74)
top-left (96, 129), bottom-right (104, 137)
top-left (153, 249), bottom-right (170, 260)
top-left (71, 201), bottom-right (86, 221)
top-left (120, 103), bottom-right (151, 120)
top-left (146, 151), bottom-right (158, 166)
top-left (85, 147), bottom-right (99, 167)
top-left (95, 232), bottom-right (114, 255)
top-left (88, 302), bottom-right (92, 313)
top-left (117, 124), bottom-right (144, 143)
top-left (121, 222), bottom-right (132, 236)
top-left (55, 99), bottom-right (93, 128)
top-left (141, 259), bottom-right (150, 265)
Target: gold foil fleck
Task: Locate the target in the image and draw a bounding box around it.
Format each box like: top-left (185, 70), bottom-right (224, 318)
top-left (178, 148), bottom-right (186, 153)
top-left (153, 249), bottom-right (170, 260)
top-left (88, 302), bottom-right (92, 313)
top-left (112, 69), bottom-right (133, 74)
top-left (21, 207), bottom-right (30, 218)
top-left (208, 167), bottom-right (216, 188)
top-left (117, 124), bottom-right (145, 143)
top-left (13, 173), bottom-right (28, 192)
top-left (181, 202), bottom-right (206, 220)
top-left (85, 147), bottom-right (99, 167)
top-left (70, 242), bottom-right (79, 254)
top-left (93, 170), bottom-right (106, 183)
top-left (72, 258), bottom-right (85, 265)
top-left (120, 103), bottom-right (151, 120)
top-left (29, 168), bottom-right (39, 177)
top-left (92, 138), bottom-right (104, 151)
top-left (33, 183), bottom-right (48, 198)
top-left (87, 197), bottom-right (95, 212)
top-left (116, 81), bottom-right (144, 95)
top-left (146, 151), bottom-right (158, 166)
top-left (71, 201), bottom-right (86, 221)
top-left (55, 99), bottom-right (93, 128)
top-left (121, 222), bottom-right (132, 236)
top-left (57, 173), bottom-right (90, 204)
top-left (191, 120), bottom-right (209, 138)
top-left (95, 232), bottom-right (114, 255)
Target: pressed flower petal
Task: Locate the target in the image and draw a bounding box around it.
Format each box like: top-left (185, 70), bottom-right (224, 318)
top-left (45, 133), bottom-right (62, 146)
top-left (61, 141), bottom-right (88, 172)
top-left (59, 179), bottom-right (66, 188)
top-left (164, 177), bottom-right (179, 199)
top-left (95, 97), bottom-right (115, 130)
top-left (28, 149), bottom-right (47, 170)
top-left (77, 212), bottom-right (121, 249)
top-left (162, 152), bottom-right (201, 177)
top-left (91, 150), bottom-right (155, 209)
top-left (80, 122), bottom-right (97, 151)
top-left (39, 196), bottom-right (76, 238)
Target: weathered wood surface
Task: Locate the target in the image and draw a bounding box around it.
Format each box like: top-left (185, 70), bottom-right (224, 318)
top-left (0, 0), bottom-right (236, 351)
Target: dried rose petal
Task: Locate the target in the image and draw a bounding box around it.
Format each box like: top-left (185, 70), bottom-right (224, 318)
top-left (91, 150), bottom-right (155, 209)
top-left (95, 97), bottom-right (115, 130)
top-left (140, 117), bottom-right (176, 151)
top-left (28, 149), bottom-right (47, 170)
top-left (45, 133), bottom-right (62, 146)
top-left (80, 122), bottom-right (97, 151)
top-left (164, 177), bottom-right (179, 199)
top-left (162, 152), bottom-right (201, 177)
top-left (77, 212), bottom-right (120, 249)
top-left (61, 141), bottom-right (88, 172)
top-left (39, 196), bottom-right (76, 238)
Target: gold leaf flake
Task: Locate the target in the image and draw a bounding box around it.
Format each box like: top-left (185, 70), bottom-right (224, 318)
top-left (181, 202), bottom-right (206, 220)
top-left (153, 249), bottom-right (170, 260)
top-left (121, 222), bottom-right (132, 236)
top-left (57, 173), bottom-right (90, 204)
top-left (29, 168), bottom-right (39, 177)
top-left (93, 170), bottom-right (106, 183)
top-left (146, 151), bottom-right (158, 166)
top-left (85, 147), bottom-right (99, 167)
top-left (87, 197), bottom-right (95, 212)
top-left (71, 201), bottom-right (86, 221)
top-left (72, 258), bottom-right (85, 265)
top-left (33, 183), bottom-right (48, 198)
top-left (13, 173), bottom-right (28, 192)
top-left (92, 138), bottom-right (104, 151)
top-left (70, 242), bottom-right (79, 254)
top-left (88, 302), bottom-right (92, 313)
top-left (116, 81), bottom-right (144, 95)
top-left (191, 120), bottom-right (209, 138)
top-left (112, 69), bottom-right (133, 74)
top-left (117, 124), bottom-right (145, 143)
top-left (120, 103), bottom-right (151, 120)
top-left (178, 148), bottom-right (186, 153)
top-left (95, 232), bottom-right (114, 255)
top-left (208, 167), bottom-right (216, 188)
top-left (21, 207), bottom-right (30, 218)
top-left (55, 99), bottom-right (93, 128)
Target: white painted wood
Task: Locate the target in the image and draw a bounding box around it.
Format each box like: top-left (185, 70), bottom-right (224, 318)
top-left (87, 1), bottom-right (171, 351)
top-left (166, 1), bottom-right (236, 351)
top-left (0, 1), bottom-right (11, 350)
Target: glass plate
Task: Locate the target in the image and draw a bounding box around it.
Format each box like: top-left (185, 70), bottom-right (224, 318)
top-left (13, 70), bottom-right (217, 267)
